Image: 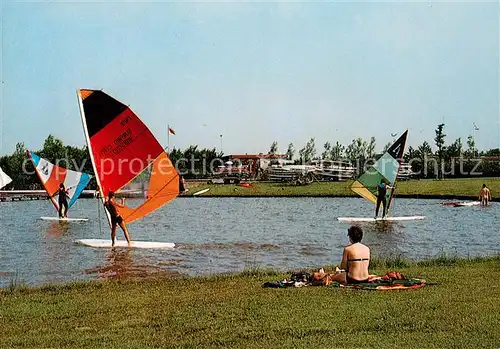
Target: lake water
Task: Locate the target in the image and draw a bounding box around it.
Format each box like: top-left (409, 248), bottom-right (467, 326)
top-left (0, 197), bottom-right (498, 288)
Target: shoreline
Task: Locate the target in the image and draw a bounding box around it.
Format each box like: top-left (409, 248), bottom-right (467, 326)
top-left (180, 193), bottom-right (499, 201)
top-left (2, 255), bottom-right (499, 348)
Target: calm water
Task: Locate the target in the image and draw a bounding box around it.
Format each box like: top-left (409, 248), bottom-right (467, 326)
top-left (0, 197), bottom-right (498, 287)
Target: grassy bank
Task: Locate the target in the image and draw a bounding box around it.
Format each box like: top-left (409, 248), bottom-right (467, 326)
top-left (184, 177), bottom-right (500, 198)
top-left (1, 256), bottom-right (500, 348)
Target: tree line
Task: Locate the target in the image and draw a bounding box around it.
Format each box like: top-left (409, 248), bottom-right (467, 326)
top-left (1, 125), bottom-right (499, 189)
top-left (0, 136), bottom-right (223, 189)
top-left (268, 124), bottom-right (500, 179)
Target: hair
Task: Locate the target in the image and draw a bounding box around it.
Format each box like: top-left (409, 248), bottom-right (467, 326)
top-left (59, 183), bottom-right (65, 189)
top-left (482, 184), bottom-right (486, 188)
top-left (348, 225), bottom-right (363, 243)
top-left (108, 191), bottom-right (115, 199)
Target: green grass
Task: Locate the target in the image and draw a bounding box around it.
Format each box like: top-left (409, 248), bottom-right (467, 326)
top-left (1, 256), bottom-right (500, 348)
top-left (184, 177), bottom-right (500, 199)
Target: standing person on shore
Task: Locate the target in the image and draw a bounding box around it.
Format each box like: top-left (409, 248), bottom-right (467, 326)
top-left (104, 191), bottom-right (131, 246)
top-left (479, 184), bottom-right (492, 206)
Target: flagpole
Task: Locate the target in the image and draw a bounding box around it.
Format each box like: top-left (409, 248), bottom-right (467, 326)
top-left (167, 124), bottom-right (170, 151)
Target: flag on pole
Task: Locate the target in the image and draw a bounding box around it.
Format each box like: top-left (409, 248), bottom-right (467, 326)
top-left (168, 127), bottom-right (176, 135)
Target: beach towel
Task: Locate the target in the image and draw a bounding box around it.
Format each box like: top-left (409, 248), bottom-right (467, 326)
top-left (331, 272), bottom-right (427, 290)
top-left (263, 271), bottom-right (428, 290)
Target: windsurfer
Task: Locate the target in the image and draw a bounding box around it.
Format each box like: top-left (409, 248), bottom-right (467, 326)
top-left (52, 183), bottom-right (69, 218)
top-left (104, 191), bottom-right (131, 246)
top-left (479, 184), bottom-right (491, 206)
top-left (375, 179), bottom-right (392, 218)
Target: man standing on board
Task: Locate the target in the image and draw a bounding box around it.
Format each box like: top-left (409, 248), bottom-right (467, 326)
top-left (375, 179), bottom-right (392, 219)
top-left (479, 184), bottom-right (492, 206)
top-left (52, 183), bottom-right (69, 218)
top-left (104, 191), bottom-right (131, 246)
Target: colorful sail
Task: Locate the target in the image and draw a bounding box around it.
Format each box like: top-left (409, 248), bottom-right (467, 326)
top-left (0, 166), bottom-right (12, 189)
top-left (77, 89), bottom-right (179, 224)
top-left (27, 151), bottom-right (92, 211)
top-left (350, 130), bottom-right (408, 214)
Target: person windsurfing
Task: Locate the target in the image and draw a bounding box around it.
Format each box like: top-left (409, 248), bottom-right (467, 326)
top-left (479, 184), bottom-right (492, 206)
top-left (375, 179), bottom-right (392, 218)
top-left (104, 191), bottom-right (131, 246)
top-left (51, 183), bottom-right (69, 218)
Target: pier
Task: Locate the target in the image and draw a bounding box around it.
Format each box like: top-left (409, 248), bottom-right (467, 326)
top-left (0, 190), bottom-right (96, 202)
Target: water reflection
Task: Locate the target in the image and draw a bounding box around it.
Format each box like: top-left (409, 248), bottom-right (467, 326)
top-left (45, 221), bottom-right (70, 238)
top-left (85, 248), bottom-right (180, 281)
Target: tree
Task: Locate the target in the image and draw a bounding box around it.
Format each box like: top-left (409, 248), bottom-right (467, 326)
top-left (330, 141), bottom-right (345, 161)
top-left (40, 135), bottom-right (66, 165)
top-left (382, 141), bottom-right (392, 153)
top-left (285, 143), bottom-right (295, 161)
top-left (345, 138), bottom-right (369, 175)
top-left (444, 138), bottom-right (462, 177)
top-left (434, 123), bottom-right (446, 179)
top-left (322, 142), bottom-right (332, 160)
top-left (466, 135), bottom-right (476, 157)
top-left (298, 138), bottom-right (316, 163)
top-left (366, 137), bottom-right (376, 159)
top-left (417, 141), bottom-right (433, 179)
top-left (268, 141), bottom-right (278, 155)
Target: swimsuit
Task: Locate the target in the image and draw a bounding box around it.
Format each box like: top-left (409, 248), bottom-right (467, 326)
top-left (104, 201), bottom-right (123, 225)
top-left (346, 258), bottom-right (370, 284)
top-left (346, 275), bottom-right (369, 284)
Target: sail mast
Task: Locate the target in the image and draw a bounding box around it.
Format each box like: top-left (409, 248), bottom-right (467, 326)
top-left (76, 90), bottom-right (111, 226)
top-left (386, 131), bottom-right (408, 215)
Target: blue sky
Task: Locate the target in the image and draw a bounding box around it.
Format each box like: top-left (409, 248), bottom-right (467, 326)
top-left (1, 1), bottom-right (498, 156)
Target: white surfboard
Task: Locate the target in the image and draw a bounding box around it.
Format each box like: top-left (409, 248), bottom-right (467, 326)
top-left (192, 188), bottom-right (210, 196)
top-left (337, 216), bottom-right (426, 222)
top-left (40, 217), bottom-right (89, 222)
top-left (76, 239), bottom-right (175, 249)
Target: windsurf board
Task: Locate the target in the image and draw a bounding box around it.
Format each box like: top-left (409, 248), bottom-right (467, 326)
top-left (76, 239), bottom-right (175, 249)
top-left (337, 216), bottom-right (426, 222)
top-left (40, 217), bottom-right (89, 222)
top-left (192, 188), bottom-right (210, 196)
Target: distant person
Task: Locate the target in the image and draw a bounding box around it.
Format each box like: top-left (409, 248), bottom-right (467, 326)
top-left (328, 225), bottom-right (370, 284)
top-left (104, 191), bottom-right (131, 246)
top-left (179, 175), bottom-right (187, 194)
top-left (479, 184), bottom-right (492, 206)
top-left (52, 183), bottom-right (69, 218)
top-left (375, 179), bottom-right (392, 218)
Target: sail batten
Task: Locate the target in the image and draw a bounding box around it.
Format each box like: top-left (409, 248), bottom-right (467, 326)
top-left (350, 131), bottom-right (408, 216)
top-left (77, 89), bottom-right (179, 225)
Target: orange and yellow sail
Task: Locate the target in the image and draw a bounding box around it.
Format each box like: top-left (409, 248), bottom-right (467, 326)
top-left (77, 89), bottom-right (179, 224)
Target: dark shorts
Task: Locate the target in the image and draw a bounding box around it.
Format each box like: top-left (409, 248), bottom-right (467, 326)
top-left (346, 275), bottom-right (369, 284)
top-left (111, 215), bottom-right (123, 226)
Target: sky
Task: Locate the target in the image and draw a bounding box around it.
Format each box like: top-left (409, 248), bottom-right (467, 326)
top-left (1, 0), bottom-right (499, 157)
